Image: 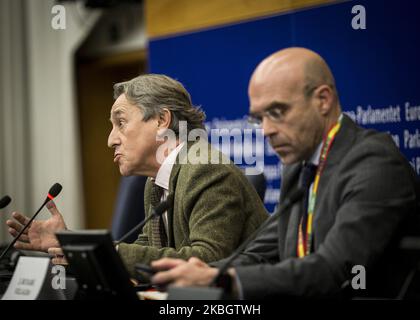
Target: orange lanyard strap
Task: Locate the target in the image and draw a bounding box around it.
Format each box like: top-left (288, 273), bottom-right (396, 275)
top-left (297, 115), bottom-right (343, 258)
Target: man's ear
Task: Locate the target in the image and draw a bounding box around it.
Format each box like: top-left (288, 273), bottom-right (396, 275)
top-left (315, 85), bottom-right (334, 116)
top-left (158, 108), bottom-right (172, 129)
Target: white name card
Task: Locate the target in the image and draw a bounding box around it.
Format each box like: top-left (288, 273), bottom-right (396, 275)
top-left (2, 256), bottom-right (50, 300)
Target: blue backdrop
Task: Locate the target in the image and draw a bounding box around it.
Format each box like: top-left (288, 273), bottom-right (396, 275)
top-left (149, 0), bottom-right (420, 212)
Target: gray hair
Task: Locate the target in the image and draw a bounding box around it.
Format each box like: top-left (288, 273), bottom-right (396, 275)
top-left (113, 74), bottom-right (206, 136)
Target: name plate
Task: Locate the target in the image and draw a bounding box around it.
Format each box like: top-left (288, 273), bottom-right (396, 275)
top-left (2, 257), bottom-right (52, 300)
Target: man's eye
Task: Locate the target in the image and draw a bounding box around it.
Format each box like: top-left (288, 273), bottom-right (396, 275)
top-left (118, 119), bottom-right (125, 127)
top-left (268, 107), bottom-right (284, 119)
top-left (248, 115), bottom-right (262, 125)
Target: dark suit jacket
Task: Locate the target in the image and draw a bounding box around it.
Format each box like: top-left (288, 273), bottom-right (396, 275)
top-left (216, 115), bottom-right (419, 299)
top-left (118, 141), bottom-right (268, 275)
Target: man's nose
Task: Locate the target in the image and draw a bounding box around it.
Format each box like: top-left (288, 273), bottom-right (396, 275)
top-left (107, 128), bottom-right (119, 149)
top-left (261, 117), bottom-right (277, 137)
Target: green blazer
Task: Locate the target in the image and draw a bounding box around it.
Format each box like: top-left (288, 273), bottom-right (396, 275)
top-left (118, 141), bottom-right (268, 275)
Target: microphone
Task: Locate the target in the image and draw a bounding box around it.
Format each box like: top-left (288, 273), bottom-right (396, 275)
top-left (210, 187), bottom-right (304, 287)
top-left (0, 183), bottom-right (62, 260)
top-left (0, 195), bottom-right (12, 209)
top-left (115, 193), bottom-right (174, 246)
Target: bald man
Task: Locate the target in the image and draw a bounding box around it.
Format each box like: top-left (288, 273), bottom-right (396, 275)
top-left (150, 48), bottom-right (419, 299)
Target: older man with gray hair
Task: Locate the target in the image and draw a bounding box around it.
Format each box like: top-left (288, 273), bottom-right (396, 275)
top-left (6, 74), bottom-right (268, 275)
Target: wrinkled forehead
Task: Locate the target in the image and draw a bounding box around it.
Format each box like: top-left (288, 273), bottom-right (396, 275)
top-left (110, 94), bottom-right (141, 119)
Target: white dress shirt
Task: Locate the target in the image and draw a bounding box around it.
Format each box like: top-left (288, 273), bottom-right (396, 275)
top-left (152, 142), bottom-right (185, 234)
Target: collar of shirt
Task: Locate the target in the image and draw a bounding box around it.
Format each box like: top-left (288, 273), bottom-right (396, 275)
top-left (308, 113), bottom-right (342, 166)
top-left (154, 141), bottom-right (185, 192)
top-left (308, 142), bottom-right (323, 166)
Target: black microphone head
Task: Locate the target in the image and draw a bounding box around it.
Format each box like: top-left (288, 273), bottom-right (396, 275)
top-left (48, 183), bottom-right (63, 199)
top-left (0, 195), bottom-right (12, 209)
top-left (154, 193), bottom-right (174, 216)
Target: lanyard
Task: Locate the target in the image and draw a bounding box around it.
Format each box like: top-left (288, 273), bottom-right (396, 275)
top-left (297, 115), bottom-right (343, 258)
